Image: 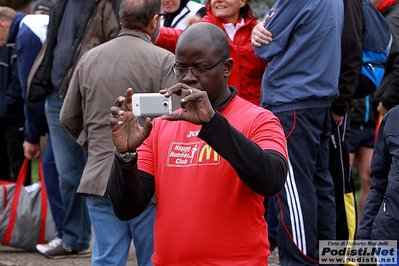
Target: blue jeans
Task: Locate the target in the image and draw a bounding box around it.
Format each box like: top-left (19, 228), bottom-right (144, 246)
top-left (42, 135), bottom-right (65, 238)
top-left (86, 194), bottom-right (155, 266)
top-left (265, 196), bottom-right (278, 241)
top-left (45, 90), bottom-right (91, 250)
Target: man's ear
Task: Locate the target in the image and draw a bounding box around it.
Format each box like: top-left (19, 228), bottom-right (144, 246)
top-left (0, 21), bottom-right (7, 30)
top-left (223, 58), bottom-right (233, 77)
top-left (149, 14), bottom-right (159, 32)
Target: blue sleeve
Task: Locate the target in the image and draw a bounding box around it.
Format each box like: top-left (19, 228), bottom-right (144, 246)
top-left (24, 101), bottom-right (48, 144)
top-left (6, 49), bottom-right (25, 120)
top-left (253, 0), bottom-right (310, 61)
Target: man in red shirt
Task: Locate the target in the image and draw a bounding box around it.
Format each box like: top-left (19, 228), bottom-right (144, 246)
top-left (108, 22), bottom-right (288, 265)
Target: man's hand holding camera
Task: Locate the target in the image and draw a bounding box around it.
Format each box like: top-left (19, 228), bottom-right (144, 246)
top-left (160, 83), bottom-right (215, 125)
top-left (109, 88), bottom-right (153, 153)
top-left (109, 85), bottom-right (215, 153)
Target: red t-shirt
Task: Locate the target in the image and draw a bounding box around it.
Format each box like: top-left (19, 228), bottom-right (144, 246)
top-left (138, 96), bottom-right (286, 265)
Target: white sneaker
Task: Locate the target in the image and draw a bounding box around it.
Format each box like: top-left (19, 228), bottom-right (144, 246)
top-left (36, 237), bottom-right (61, 254)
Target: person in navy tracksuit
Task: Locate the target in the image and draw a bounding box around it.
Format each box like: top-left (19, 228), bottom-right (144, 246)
top-left (0, 8), bottom-right (26, 184)
top-left (253, 0), bottom-right (343, 265)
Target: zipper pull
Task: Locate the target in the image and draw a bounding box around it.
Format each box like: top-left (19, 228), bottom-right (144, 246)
top-left (368, 63), bottom-right (375, 71)
top-left (383, 201), bottom-right (386, 212)
top-left (331, 135), bottom-right (337, 149)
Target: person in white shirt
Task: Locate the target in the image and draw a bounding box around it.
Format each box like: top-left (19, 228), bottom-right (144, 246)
top-left (161, 0), bottom-right (205, 29)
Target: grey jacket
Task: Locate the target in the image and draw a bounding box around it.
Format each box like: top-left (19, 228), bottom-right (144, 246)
top-left (60, 28), bottom-right (177, 196)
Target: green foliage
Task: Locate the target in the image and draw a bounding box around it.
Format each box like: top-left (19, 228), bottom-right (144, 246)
top-left (31, 158), bottom-right (38, 182)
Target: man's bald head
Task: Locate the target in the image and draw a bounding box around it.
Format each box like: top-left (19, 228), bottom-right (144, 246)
top-left (176, 22), bottom-right (230, 59)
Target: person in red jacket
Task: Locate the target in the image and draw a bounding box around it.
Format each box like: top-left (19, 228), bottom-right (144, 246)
top-left (155, 0), bottom-right (267, 106)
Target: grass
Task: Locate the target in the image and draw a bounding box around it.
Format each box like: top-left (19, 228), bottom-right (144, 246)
top-left (352, 162), bottom-right (361, 208)
top-left (31, 158), bottom-right (39, 183)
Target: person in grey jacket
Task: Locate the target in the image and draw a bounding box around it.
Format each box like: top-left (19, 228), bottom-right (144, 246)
top-left (59, 0), bottom-right (177, 264)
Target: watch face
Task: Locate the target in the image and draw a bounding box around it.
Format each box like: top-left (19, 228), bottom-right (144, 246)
top-left (121, 154), bottom-right (133, 161)
top-left (115, 147), bottom-right (137, 163)
top-left (119, 151), bottom-right (136, 162)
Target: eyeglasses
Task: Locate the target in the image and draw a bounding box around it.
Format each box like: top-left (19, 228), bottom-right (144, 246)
top-left (157, 13), bottom-right (166, 18)
top-left (172, 56), bottom-right (228, 76)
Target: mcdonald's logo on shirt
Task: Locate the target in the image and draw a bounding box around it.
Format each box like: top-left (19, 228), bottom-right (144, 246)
top-left (166, 142), bottom-right (220, 167)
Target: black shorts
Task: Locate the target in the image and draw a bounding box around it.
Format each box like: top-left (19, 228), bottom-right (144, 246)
top-left (350, 126), bottom-right (375, 153)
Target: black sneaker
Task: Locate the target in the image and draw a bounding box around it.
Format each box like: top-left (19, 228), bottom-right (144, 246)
top-left (44, 244), bottom-right (91, 259)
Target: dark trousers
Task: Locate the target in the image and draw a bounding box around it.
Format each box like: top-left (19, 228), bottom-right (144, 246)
top-left (329, 114), bottom-right (357, 243)
top-left (265, 196), bottom-right (278, 241)
top-left (0, 119), bottom-right (30, 185)
top-left (274, 108), bottom-right (336, 266)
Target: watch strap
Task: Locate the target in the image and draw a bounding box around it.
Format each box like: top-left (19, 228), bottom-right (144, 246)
top-left (114, 147), bottom-right (137, 163)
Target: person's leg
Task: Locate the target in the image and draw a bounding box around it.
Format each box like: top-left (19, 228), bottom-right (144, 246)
top-left (42, 135), bottom-right (65, 238)
top-left (265, 197), bottom-right (279, 264)
top-left (4, 119), bottom-right (28, 183)
top-left (86, 194), bottom-right (131, 266)
top-left (356, 145), bottom-right (373, 218)
top-left (314, 109), bottom-right (336, 241)
top-left (129, 203), bottom-right (155, 266)
top-left (274, 109), bottom-right (329, 266)
top-left (265, 197), bottom-right (278, 252)
top-left (0, 129), bottom-right (11, 181)
top-left (349, 152), bottom-right (356, 169)
top-left (45, 91), bottom-right (91, 251)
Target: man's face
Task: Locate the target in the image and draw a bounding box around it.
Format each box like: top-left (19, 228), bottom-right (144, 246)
top-left (162, 0), bottom-right (181, 13)
top-left (151, 16), bottom-right (161, 42)
top-left (175, 36), bottom-right (228, 104)
top-left (33, 10), bottom-right (50, 15)
top-left (0, 21), bottom-right (10, 47)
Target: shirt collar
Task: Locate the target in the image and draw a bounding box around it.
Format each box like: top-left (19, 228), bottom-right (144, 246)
top-left (222, 18), bottom-right (245, 40)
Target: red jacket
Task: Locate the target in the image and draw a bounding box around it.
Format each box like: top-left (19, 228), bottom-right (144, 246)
top-left (155, 8), bottom-right (267, 106)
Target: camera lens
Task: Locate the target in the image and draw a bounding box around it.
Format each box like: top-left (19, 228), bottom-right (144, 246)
top-left (163, 101), bottom-right (168, 107)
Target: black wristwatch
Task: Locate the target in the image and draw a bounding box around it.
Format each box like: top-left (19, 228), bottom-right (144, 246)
top-left (114, 147), bottom-right (137, 163)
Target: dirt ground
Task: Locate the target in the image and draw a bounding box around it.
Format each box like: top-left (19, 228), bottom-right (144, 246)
top-left (0, 240), bottom-right (138, 266)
